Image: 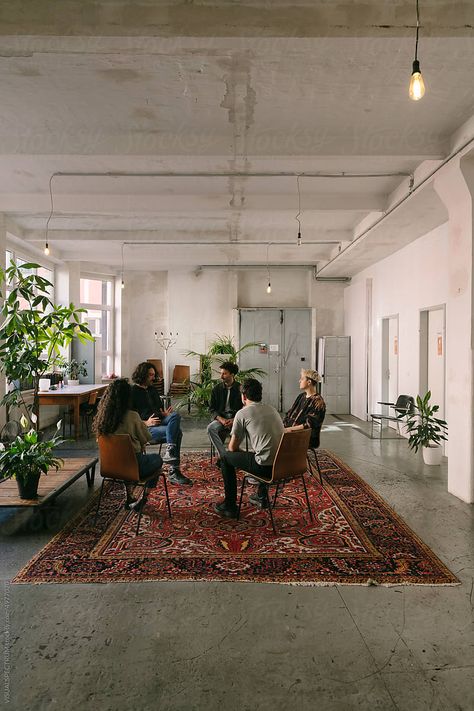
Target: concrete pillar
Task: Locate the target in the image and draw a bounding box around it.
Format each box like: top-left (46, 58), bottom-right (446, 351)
top-left (434, 156), bottom-right (474, 503)
top-left (0, 216), bottom-right (6, 428)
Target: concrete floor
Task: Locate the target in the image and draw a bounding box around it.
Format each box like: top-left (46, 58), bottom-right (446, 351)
top-left (1, 414), bottom-right (473, 711)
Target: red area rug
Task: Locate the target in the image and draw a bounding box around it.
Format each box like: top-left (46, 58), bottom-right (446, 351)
top-left (13, 451), bottom-right (458, 586)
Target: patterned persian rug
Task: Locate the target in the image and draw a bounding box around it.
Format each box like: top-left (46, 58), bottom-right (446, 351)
top-left (13, 451), bottom-right (458, 586)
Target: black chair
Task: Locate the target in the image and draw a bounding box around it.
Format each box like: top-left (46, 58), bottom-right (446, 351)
top-left (370, 395), bottom-right (415, 439)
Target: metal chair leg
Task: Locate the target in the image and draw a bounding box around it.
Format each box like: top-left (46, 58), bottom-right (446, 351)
top-left (162, 473), bottom-right (172, 518)
top-left (301, 475), bottom-right (314, 522)
top-left (265, 485), bottom-right (277, 534)
top-left (135, 487), bottom-right (148, 536)
top-left (272, 481), bottom-right (281, 508)
top-left (237, 476), bottom-right (247, 520)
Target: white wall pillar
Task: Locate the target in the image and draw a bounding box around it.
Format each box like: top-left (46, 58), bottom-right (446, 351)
top-left (434, 156), bottom-right (474, 503)
top-left (0, 216), bottom-right (6, 428)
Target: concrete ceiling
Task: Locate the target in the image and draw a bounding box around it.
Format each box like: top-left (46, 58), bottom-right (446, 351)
top-left (0, 1), bottom-right (473, 275)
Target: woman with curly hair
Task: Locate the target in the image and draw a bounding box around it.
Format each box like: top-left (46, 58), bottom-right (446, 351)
top-left (93, 378), bottom-right (163, 508)
top-left (283, 369), bottom-right (326, 448)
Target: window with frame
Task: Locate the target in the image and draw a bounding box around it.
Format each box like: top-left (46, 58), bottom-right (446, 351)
top-left (80, 276), bottom-right (114, 377)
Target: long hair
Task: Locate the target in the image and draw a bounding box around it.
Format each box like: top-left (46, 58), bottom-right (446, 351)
top-left (132, 361), bottom-right (156, 385)
top-left (93, 378), bottom-right (131, 436)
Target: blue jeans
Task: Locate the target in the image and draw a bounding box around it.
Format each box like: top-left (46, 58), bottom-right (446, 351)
top-left (148, 412), bottom-right (182, 461)
top-left (136, 452), bottom-right (163, 478)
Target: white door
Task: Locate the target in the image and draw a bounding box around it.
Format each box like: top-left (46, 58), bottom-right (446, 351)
top-left (427, 308), bottom-right (445, 419)
top-left (239, 308), bottom-right (312, 411)
top-left (381, 316), bottom-right (399, 426)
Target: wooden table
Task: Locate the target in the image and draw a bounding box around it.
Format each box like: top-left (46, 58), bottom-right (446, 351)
top-left (0, 456), bottom-right (98, 507)
top-left (38, 384), bottom-right (107, 439)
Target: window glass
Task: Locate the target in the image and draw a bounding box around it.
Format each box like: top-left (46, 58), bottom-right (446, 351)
top-left (80, 276), bottom-right (114, 377)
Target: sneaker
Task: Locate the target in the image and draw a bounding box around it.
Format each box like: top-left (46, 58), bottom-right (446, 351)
top-left (162, 445), bottom-right (178, 463)
top-left (129, 497), bottom-right (146, 513)
top-left (246, 476), bottom-right (260, 485)
top-left (123, 498), bottom-right (138, 510)
top-left (249, 492), bottom-right (269, 509)
top-left (168, 470), bottom-right (193, 486)
top-left (213, 502), bottom-right (238, 519)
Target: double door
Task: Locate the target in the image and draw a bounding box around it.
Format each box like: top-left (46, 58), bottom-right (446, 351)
top-left (239, 308), bottom-right (312, 412)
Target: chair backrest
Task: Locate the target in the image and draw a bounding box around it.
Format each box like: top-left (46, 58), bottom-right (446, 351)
top-left (98, 434), bottom-right (140, 482)
top-left (172, 365), bottom-right (190, 384)
top-left (88, 390), bottom-right (99, 406)
top-left (147, 359), bottom-right (164, 380)
top-left (394, 395), bottom-right (415, 414)
top-left (271, 427), bottom-right (312, 483)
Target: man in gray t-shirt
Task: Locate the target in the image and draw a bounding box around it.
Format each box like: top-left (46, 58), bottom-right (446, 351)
top-left (214, 378), bottom-right (283, 519)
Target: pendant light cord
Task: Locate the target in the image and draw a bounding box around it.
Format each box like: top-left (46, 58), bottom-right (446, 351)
top-left (415, 0), bottom-right (420, 61)
top-left (295, 174), bottom-right (302, 235)
top-left (45, 174), bottom-right (55, 249)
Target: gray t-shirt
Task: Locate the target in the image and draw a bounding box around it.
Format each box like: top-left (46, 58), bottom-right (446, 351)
top-left (231, 402), bottom-right (284, 465)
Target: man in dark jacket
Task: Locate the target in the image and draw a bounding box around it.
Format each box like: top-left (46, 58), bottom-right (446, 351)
top-left (130, 361), bottom-right (192, 486)
top-left (207, 361), bottom-right (243, 462)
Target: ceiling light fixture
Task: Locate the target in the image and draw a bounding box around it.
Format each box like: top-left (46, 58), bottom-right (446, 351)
top-left (121, 242), bottom-right (125, 289)
top-left (296, 175), bottom-right (302, 246)
top-left (44, 174), bottom-right (55, 255)
top-left (266, 242), bottom-right (272, 294)
top-left (409, 0), bottom-right (426, 101)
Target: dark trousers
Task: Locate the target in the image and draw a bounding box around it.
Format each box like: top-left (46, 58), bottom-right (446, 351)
top-left (220, 451), bottom-right (273, 508)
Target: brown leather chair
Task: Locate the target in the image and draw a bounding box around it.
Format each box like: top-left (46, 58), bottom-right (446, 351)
top-left (169, 365), bottom-right (190, 394)
top-left (95, 434), bottom-right (171, 535)
top-left (62, 390), bottom-right (99, 438)
top-left (237, 427), bottom-right (312, 534)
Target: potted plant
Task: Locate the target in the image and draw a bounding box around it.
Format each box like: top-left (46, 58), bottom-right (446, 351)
top-left (0, 261), bottom-right (93, 427)
top-left (63, 359), bottom-right (88, 386)
top-left (0, 415), bottom-right (65, 499)
top-left (402, 391), bottom-right (448, 465)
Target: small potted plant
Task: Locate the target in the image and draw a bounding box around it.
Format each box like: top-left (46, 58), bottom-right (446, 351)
top-left (402, 391), bottom-right (448, 465)
top-left (0, 415), bottom-right (65, 499)
top-left (63, 359), bottom-right (87, 386)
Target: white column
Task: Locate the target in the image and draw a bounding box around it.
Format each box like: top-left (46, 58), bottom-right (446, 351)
top-left (434, 155), bottom-right (474, 503)
top-left (0, 216), bottom-right (6, 428)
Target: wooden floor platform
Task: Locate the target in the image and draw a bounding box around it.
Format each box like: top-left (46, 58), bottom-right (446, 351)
top-left (0, 457), bottom-right (98, 507)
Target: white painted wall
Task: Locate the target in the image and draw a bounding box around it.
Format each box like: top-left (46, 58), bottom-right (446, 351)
top-left (120, 267), bottom-right (346, 384)
top-left (345, 221), bottom-right (449, 419)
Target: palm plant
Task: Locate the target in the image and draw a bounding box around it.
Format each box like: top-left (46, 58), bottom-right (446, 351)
top-left (402, 391), bottom-right (448, 453)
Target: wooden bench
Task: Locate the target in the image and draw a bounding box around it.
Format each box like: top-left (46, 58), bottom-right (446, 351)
top-left (0, 456), bottom-right (98, 508)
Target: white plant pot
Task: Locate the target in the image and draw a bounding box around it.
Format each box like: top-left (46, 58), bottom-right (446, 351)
top-left (67, 379), bottom-right (80, 387)
top-left (38, 378), bottom-right (51, 392)
top-left (422, 444), bottom-right (443, 466)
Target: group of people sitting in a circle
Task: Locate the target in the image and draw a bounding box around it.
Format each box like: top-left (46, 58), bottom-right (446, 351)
top-left (93, 360), bottom-right (326, 518)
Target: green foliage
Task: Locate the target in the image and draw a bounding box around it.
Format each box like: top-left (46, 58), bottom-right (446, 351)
top-left (401, 391), bottom-right (448, 453)
top-left (180, 334), bottom-right (266, 415)
top-left (0, 261), bottom-right (93, 425)
top-left (63, 359), bottom-right (88, 379)
top-left (0, 416), bottom-right (65, 482)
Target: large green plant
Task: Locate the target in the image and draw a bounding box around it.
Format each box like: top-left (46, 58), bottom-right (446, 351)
top-left (0, 415), bottom-right (65, 484)
top-left (182, 334), bottom-right (266, 415)
top-left (402, 391), bottom-right (448, 452)
top-left (0, 261), bottom-right (93, 426)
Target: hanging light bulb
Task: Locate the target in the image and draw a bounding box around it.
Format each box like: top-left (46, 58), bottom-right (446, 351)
top-left (121, 278), bottom-right (125, 290)
top-left (265, 242), bottom-right (272, 294)
top-left (409, 60), bottom-right (425, 100)
top-left (296, 175), bottom-right (302, 246)
top-left (409, 0), bottom-right (426, 101)
top-left (44, 174), bottom-right (55, 257)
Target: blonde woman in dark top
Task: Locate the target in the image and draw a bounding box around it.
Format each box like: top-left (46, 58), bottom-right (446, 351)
top-left (283, 369), bottom-right (326, 448)
top-left (93, 378), bottom-right (163, 508)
